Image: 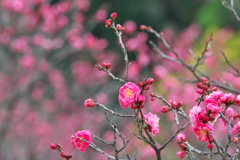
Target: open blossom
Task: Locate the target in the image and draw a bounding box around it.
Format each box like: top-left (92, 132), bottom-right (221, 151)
top-left (231, 122), bottom-right (240, 136)
top-left (204, 91), bottom-right (224, 104)
top-left (144, 112), bottom-right (160, 136)
top-left (70, 130), bottom-right (92, 152)
top-left (118, 82), bottom-right (141, 109)
top-left (189, 106), bottom-right (202, 126)
top-left (193, 123), bottom-right (213, 142)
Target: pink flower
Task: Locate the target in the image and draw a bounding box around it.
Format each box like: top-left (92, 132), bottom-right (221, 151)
top-left (118, 82), bottom-right (141, 109)
top-left (176, 133), bottom-right (186, 143)
top-left (177, 150), bottom-right (186, 159)
top-left (219, 93), bottom-right (235, 104)
top-left (204, 91), bottom-right (224, 104)
top-left (234, 95), bottom-right (240, 106)
top-left (189, 106), bottom-right (202, 126)
top-left (231, 122), bottom-right (240, 136)
top-left (193, 123), bottom-right (213, 142)
top-left (144, 112), bottom-right (160, 136)
top-left (70, 130), bottom-right (92, 152)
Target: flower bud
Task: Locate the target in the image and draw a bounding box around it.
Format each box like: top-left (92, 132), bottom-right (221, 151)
top-left (60, 152), bottom-right (67, 158)
top-left (179, 143), bottom-right (187, 150)
top-left (116, 24), bottom-right (122, 30)
top-left (207, 143), bottom-right (213, 150)
top-left (139, 25), bottom-right (147, 30)
top-left (201, 77), bottom-right (209, 84)
top-left (100, 62), bottom-right (111, 69)
top-left (177, 150), bottom-right (186, 159)
top-left (50, 143), bottom-right (58, 150)
top-left (150, 93), bottom-right (155, 97)
top-left (84, 98), bottom-right (96, 107)
top-left (196, 89), bottom-right (203, 94)
top-left (143, 86), bottom-right (150, 90)
top-left (137, 82), bottom-right (144, 87)
top-left (232, 137), bottom-right (239, 144)
top-left (160, 106), bottom-right (170, 113)
top-left (151, 97), bottom-right (156, 101)
top-left (137, 95), bottom-right (145, 104)
top-left (197, 82), bottom-right (204, 89)
top-left (110, 12), bottom-right (117, 19)
top-left (105, 19), bottom-right (112, 28)
top-left (131, 104), bottom-right (138, 110)
top-left (146, 78), bottom-right (154, 85)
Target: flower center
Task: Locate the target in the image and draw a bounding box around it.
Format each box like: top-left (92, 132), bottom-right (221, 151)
top-left (124, 88), bottom-right (133, 97)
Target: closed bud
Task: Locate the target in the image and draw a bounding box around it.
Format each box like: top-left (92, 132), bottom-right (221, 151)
top-left (84, 98), bottom-right (96, 107)
top-left (110, 12), bottom-right (117, 19)
top-left (140, 25), bottom-right (147, 30)
top-left (105, 19), bottom-right (112, 28)
top-left (201, 77), bottom-right (209, 84)
top-left (137, 95), bottom-right (145, 104)
top-left (151, 97), bottom-right (156, 101)
top-left (210, 86), bottom-right (217, 91)
top-left (138, 82), bottom-right (144, 87)
top-left (139, 104), bottom-right (144, 109)
top-left (169, 100), bottom-right (177, 108)
top-left (196, 89), bottom-right (203, 94)
top-left (179, 143), bottom-right (187, 150)
top-left (60, 152), bottom-right (67, 158)
top-left (67, 154), bottom-right (73, 159)
top-left (160, 106), bottom-right (170, 113)
top-left (150, 93), bottom-right (155, 97)
top-left (207, 143), bottom-right (213, 150)
top-left (232, 137), bottom-right (239, 144)
top-left (146, 78), bottom-right (154, 85)
top-left (131, 104), bottom-right (138, 110)
top-left (143, 86), bottom-right (150, 90)
top-left (50, 143), bottom-right (58, 150)
top-left (197, 82), bottom-right (204, 89)
top-left (116, 24), bottom-right (122, 30)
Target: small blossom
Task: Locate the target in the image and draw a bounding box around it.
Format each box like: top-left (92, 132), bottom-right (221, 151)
top-left (232, 137), bottom-right (239, 144)
top-left (176, 133), bottom-right (186, 143)
top-left (177, 150), bottom-right (186, 159)
top-left (118, 82), bottom-right (141, 109)
top-left (231, 122), bottom-right (240, 136)
top-left (234, 95), bottom-right (240, 106)
top-left (201, 77), bottom-right (209, 84)
top-left (219, 93), bottom-right (235, 104)
top-left (144, 112), bottom-right (160, 136)
top-left (84, 98), bottom-right (96, 107)
top-left (70, 130), bottom-right (92, 152)
top-left (204, 91), bottom-right (224, 104)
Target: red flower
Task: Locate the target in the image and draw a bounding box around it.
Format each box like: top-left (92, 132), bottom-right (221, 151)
top-left (70, 130), bottom-right (92, 152)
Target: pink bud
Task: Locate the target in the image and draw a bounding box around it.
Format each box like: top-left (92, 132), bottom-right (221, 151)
top-left (150, 93), bottom-right (155, 97)
top-left (179, 143), bottom-right (187, 150)
top-left (137, 95), bottom-right (145, 104)
top-left (105, 19), bottom-right (111, 28)
top-left (111, 12), bottom-right (117, 19)
top-left (207, 143), bottom-right (213, 150)
top-left (151, 97), bottom-right (156, 101)
top-left (176, 150), bottom-right (186, 159)
top-left (169, 100), bottom-right (177, 108)
top-left (196, 89), bottom-right (203, 94)
top-left (61, 152), bottom-right (67, 158)
top-left (50, 143), bottom-right (58, 150)
top-left (138, 82), bottom-right (144, 87)
top-left (143, 86), bottom-right (150, 90)
top-left (201, 77), bottom-right (209, 84)
top-left (131, 104), bottom-right (138, 109)
top-left (160, 106), bottom-right (170, 113)
top-left (197, 82), bottom-right (204, 89)
top-left (139, 25), bottom-right (147, 30)
top-left (84, 98), bottom-right (96, 107)
top-left (146, 78), bottom-right (154, 85)
top-left (232, 137), bottom-right (239, 144)
top-left (116, 24), bottom-right (122, 30)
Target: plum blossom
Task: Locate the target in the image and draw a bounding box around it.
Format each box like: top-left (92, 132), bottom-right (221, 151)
top-left (118, 82), bottom-right (141, 109)
top-left (176, 133), bottom-right (186, 143)
top-left (193, 123), bottom-right (213, 142)
top-left (231, 122), bottom-right (240, 136)
top-left (204, 91), bottom-right (224, 104)
top-left (144, 112), bottom-right (160, 136)
top-left (70, 130), bottom-right (92, 152)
